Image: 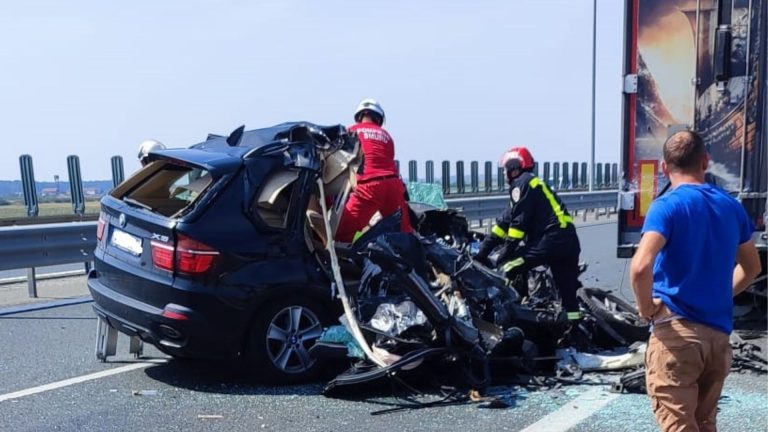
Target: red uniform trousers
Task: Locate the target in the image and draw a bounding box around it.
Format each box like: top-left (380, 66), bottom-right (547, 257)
top-left (335, 177), bottom-right (412, 243)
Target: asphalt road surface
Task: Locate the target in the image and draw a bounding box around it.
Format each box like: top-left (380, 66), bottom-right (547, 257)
top-left (0, 222), bottom-right (765, 432)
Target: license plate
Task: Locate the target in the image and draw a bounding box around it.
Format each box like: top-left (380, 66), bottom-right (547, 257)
top-left (111, 229), bottom-right (143, 256)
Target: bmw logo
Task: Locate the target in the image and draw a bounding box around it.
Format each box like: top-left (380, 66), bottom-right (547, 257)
top-left (118, 213), bottom-right (127, 228)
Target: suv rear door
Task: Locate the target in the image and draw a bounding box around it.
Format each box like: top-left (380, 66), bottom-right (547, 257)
top-left (96, 156), bottom-right (230, 301)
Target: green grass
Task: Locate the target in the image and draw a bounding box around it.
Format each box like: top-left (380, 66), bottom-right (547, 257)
top-left (0, 201), bottom-right (101, 219)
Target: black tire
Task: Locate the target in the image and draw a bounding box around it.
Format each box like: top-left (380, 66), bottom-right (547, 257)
top-left (245, 297), bottom-right (332, 384)
top-left (577, 288), bottom-right (649, 343)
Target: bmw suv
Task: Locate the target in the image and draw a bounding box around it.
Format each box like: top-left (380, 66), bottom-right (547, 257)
top-left (89, 122), bottom-right (362, 383)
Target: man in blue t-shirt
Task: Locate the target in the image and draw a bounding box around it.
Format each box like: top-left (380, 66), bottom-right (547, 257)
top-left (630, 131), bottom-right (761, 432)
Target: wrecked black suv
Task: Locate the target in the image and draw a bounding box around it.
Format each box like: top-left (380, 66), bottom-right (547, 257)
top-left (89, 123), bottom-right (364, 382)
top-left (90, 121), bottom-right (653, 390)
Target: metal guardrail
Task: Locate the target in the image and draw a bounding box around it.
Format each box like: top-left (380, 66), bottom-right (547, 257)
top-left (445, 191), bottom-right (618, 225)
top-left (8, 154), bottom-right (619, 224)
top-left (0, 214), bottom-right (98, 228)
top-left (0, 191), bottom-right (618, 299)
top-left (0, 222), bottom-right (96, 297)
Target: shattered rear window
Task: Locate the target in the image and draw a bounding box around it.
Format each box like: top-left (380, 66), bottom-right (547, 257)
top-left (118, 162), bottom-right (214, 217)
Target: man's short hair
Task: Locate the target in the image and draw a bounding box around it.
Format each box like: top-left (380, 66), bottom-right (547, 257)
top-left (663, 131), bottom-right (706, 172)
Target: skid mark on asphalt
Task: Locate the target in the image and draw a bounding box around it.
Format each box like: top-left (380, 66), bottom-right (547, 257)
top-left (519, 386), bottom-right (619, 431)
top-left (0, 359), bottom-right (167, 402)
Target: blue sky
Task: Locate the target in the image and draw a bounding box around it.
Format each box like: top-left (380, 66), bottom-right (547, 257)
top-left (0, 0), bottom-right (625, 181)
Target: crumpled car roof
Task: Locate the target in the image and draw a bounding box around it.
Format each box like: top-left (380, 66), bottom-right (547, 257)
top-left (190, 121), bottom-right (344, 157)
top-left (147, 121), bottom-right (348, 173)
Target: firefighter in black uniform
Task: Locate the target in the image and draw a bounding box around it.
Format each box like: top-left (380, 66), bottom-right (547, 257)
top-left (474, 147), bottom-right (582, 320)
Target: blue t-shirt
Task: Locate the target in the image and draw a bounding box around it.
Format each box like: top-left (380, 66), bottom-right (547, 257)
top-left (642, 183), bottom-right (754, 334)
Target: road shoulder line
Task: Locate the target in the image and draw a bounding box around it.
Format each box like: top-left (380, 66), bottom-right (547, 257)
top-left (520, 386), bottom-right (620, 432)
top-left (0, 359), bottom-right (167, 402)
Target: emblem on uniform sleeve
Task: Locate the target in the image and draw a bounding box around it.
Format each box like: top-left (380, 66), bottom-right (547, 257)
top-left (511, 187), bottom-right (521, 202)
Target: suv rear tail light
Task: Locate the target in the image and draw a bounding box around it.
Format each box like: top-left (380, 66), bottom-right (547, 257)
top-left (176, 234), bottom-right (219, 274)
top-left (150, 234), bottom-right (219, 275)
top-left (150, 241), bottom-right (175, 272)
top-left (96, 212), bottom-right (107, 241)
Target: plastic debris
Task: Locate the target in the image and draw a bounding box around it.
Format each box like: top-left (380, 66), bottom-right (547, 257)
top-left (317, 325), bottom-right (365, 359)
top-left (406, 182), bottom-right (447, 209)
top-left (197, 415), bottom-right (223, 420)
top-left (557, 343), bottom-right (646, 372)
top-left (131, 389), bottom-right (159, 396)
top-left (611, 368), bottom-right (646, 394)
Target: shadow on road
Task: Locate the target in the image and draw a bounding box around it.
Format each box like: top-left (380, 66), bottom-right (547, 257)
top-left (142, 358), bottom-right (326, 396)
top-left (140, 355), bottom-right (536, 413)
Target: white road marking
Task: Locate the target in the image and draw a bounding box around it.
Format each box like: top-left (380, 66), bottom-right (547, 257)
top-left (520, 386), bottom-right (620, 432)
top-left (0, 359), bottom-right (167, 402)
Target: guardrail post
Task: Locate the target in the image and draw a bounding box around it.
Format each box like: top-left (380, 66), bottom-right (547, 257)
top-left (533, 162), bottom-right (539, 177)
top-left (580, 162), bottom-right (588, 189)
top-left (408, 160), bottom-right (417, 183)
top-left (572, 162), bottom-right (579, 191)
top-left (553, 163), bottom-right (561, 190)
top-left (470, 161), bottom-right (479, 193)
top-left (595, 163), bottom-right (604, 190)
top-left (497, 167), bottom-right (506, 192)
top-left (456, 161), bottom-right (465, 194)
top-left (110, 156), bottom-right (125, 189)
top-left (67, 155), bottom-right (85, 215)
top-left (603, 163), bottom-right (611, 189)
top-left (19, 155), bottom-right (39, 217)
top-left (426, 160), bottom-right (435, 183)
top-left (27, 268), bottom-right (37, 298)
top-left (395, 160), bottom-right (400, 175)
top-left (543, 162), bottom-right (551, 187)
top-left (484, 161), bottom-right (493, 193)
top-left (441, 161), bottom-right (451, 195)
top-left (611, 163), bottom-right (618, 188)
top-left (562, 162), bottom-right (570, 190)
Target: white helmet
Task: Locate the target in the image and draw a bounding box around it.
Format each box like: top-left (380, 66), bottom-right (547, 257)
top-left (354, 98), bottom-right (385, 125)
top-left (137, 139), bottom-right (166, 165)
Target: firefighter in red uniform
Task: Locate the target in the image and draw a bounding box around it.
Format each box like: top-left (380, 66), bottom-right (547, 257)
top-left (474, 147), bottom-right (583, 320)
top-left (336, 99), bottom-right (412, 242)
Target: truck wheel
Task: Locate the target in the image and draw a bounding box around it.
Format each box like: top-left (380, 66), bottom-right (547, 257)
top-left (577, 288), bottom-right (649, 344)
top-left (245, 297), bottom-right (331, 384)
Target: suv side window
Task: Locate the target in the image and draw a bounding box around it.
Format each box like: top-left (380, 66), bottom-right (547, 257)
top-left (253, 170), bottom-right (299, 229)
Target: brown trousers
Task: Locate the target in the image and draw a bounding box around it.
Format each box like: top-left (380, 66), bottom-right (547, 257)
top-left (645, 319), bottom-right (732, 432)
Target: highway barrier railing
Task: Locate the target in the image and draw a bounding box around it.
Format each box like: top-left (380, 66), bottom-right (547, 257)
top-left (0, 222), bottom-right (96, 297)
top-left (4, 154), bottom-right (619, 222)
top-left (0, 189), bottom-right (618, 298)
top-left (1, 155), bottom-right (619, 298)
top-left (445, 190), bottom-right (618, 227)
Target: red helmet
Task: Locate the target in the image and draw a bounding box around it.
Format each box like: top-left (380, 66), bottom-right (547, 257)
top-left (499, 147), bottom-right (535, 171)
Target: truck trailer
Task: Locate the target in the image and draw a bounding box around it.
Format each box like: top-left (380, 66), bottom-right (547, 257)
top-left (617, 0), bottom-right (767, 297)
